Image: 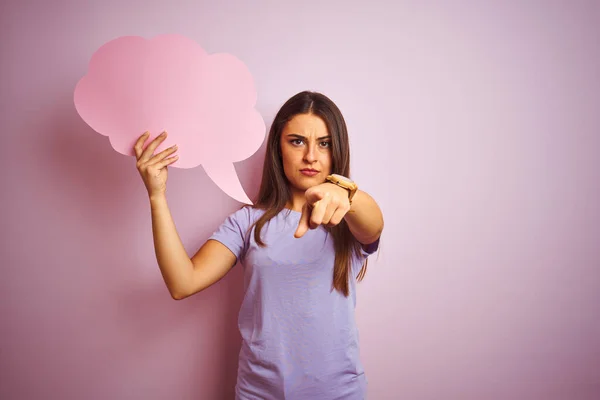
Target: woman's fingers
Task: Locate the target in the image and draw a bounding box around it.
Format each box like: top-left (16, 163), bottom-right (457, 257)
top-left (321, 196), bottom-right (340, 226)
top-left (133, 131), bottom-right (150, 159)
top-left (294, 189), bottom-right (352, 238)
top-left (139, 131), bottom-right (168, 162)
top-left (147, 144), bottom-right (178, 166)
top-left (327, 206), bottom-right (349, 227)
top-left (294, 194), bottom-right (350, 238)
top-left (153, 155), bottom-right (179, 171)
top-left (321, 194), bottom-right (350, 227)
top-left (309, 194), bottom-right (330, 229)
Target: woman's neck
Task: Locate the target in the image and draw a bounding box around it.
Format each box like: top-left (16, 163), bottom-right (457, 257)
top-left (286, 188), bottom-right (306, 212)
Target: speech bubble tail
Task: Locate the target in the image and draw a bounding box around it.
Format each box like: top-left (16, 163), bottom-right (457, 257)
top-left (203, 162), bottom-right (253, 205)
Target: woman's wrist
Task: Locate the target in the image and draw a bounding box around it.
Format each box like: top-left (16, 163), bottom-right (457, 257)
top-left (149, 192), bottom-right (168, 207)
top-left (346, 190), bottom-right (362, 214)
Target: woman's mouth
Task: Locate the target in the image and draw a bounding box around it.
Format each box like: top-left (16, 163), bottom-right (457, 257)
top-left (300, 169), bottom-right (319, 177)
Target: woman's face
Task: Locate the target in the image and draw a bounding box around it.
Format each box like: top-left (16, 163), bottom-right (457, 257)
top-left (280, 113), bottom-right (332, 193)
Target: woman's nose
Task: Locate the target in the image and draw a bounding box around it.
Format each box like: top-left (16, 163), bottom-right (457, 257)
top-left (303, 143), bottom-right (317, 162)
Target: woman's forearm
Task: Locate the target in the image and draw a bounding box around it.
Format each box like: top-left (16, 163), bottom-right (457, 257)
top-left (344, 190), bottom-right (384, 245)
top-left (149, 194), bottom-right (194, 299)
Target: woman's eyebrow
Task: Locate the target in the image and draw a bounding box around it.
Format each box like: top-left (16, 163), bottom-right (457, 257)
top-left (286, 134), bottom-right (332, 140)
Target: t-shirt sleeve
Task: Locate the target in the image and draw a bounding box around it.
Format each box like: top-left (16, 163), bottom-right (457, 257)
top-left (359, 236), bottom-right (381, 258)
top-left (352, 236), bottom-right (381, 278)
top-left (208, 207), bottom-right (252, 263)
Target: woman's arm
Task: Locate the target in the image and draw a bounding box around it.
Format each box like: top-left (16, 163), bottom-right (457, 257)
top-left (135, 132), bottom-right (236, 300)
top-left (343, 190), bottom-right (384, 245)
top-left (149, 193), bottom-right (195, 299)
top-left (150, 194), bottom-right (236, 300)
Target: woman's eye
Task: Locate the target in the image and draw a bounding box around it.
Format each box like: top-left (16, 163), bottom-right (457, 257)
top-left (320, 141), bottom-right (331, 148)
top-left (291, 139), bottom-right (304, 146)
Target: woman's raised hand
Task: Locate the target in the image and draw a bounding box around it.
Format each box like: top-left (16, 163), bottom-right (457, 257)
top-left (134, 131), bottom-right (179, 198)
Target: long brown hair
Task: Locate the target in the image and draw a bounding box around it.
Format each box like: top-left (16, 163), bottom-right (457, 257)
top-left (251, 91), bottom-right (367, 297)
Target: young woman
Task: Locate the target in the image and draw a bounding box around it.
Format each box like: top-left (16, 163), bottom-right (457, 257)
top-left (134, 91), bottom-right (384, 399)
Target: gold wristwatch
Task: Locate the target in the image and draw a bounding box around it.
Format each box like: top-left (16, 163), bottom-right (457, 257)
top-left (326, 174), bottom-right (358, 204)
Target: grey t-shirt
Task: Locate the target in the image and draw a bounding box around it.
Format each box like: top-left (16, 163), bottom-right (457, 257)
top-left (209, 206), bottom-right (379, 400)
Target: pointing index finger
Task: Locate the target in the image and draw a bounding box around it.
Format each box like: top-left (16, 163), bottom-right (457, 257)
top-left (294, 203), bottom-right (311, 238)
top-left (309, 194), bottom-right (329, 229)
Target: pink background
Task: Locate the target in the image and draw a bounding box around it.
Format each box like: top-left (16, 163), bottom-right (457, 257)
top-left (2, 1), bottom-right (599, 399)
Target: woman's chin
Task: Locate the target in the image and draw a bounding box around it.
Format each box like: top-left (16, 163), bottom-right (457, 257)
top-left (292, 176), bottom-right (324, 190)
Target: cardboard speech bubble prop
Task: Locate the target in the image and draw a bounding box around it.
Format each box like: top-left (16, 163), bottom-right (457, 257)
top-left (74, 34), bottom-right (265, 204)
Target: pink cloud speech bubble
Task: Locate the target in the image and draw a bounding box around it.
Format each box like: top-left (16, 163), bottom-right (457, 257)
top-left (74, 34), bottom-right (265, 204)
